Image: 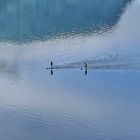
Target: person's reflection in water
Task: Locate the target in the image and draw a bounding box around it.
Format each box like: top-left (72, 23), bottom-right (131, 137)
top-left (51, 69), bottom-right (53, 76)
top-left (85, 69), bottom-right (87, 75)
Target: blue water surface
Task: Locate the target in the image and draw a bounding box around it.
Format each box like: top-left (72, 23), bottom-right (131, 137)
top-left (0, 0), bottom-right (140, 140)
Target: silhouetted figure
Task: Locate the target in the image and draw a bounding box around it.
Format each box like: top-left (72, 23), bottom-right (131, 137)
top-left (50, 61), bottom-right (53, 75)
top-left (85, 62), bottom-right (87, 69)
top-left (84, 62), bottom-right (88, 75)
top-left (51, 61), bottom-right (53, 69)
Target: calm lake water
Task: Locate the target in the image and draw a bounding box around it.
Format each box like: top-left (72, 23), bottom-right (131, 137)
top-left (0, 0), bottom-right (140, 139)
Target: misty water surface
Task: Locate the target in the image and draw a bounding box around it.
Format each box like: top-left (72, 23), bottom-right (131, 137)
top-left (0, 0), bottom-right (140, 140)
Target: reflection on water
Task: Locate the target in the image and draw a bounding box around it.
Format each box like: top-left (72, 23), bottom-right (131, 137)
top-left (0, 0), bottom-right (132, 41)
top-left (0, 70), bottom-right (140, 140)
top-left (0, 0), bottom-right (140, 140)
